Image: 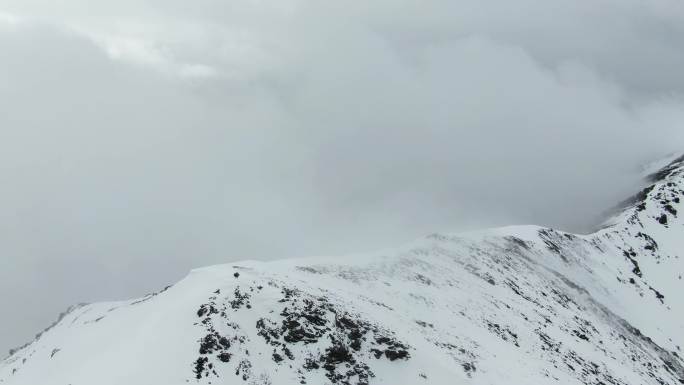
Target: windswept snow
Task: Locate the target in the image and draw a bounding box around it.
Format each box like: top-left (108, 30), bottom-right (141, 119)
top-left (2, 156), bottom-right (683, 385)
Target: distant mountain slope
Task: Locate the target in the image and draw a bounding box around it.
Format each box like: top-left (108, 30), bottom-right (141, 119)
top-left (2, 156), bottom-right (683, 385)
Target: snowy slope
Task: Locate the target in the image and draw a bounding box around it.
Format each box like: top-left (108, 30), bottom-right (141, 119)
top-left (2, 157), bottom-right (684, 385)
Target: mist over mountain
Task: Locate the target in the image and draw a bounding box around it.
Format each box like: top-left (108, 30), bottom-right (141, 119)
top-left (2, 1), bottom-right (684, 382)
top-left (2, 0), bottom-right (684, 354)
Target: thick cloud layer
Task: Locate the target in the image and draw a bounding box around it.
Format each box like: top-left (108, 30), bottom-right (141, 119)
top-left (1, 0), bottom-right (684, 354)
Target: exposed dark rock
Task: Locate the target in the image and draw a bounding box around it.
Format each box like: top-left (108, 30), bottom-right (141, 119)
top-left (194, 357), bottom-right (209, 379)
top-left (658, 214), bottom-right (669, 225)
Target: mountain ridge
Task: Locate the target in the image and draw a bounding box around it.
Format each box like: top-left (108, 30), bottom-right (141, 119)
top-left (2, 156), bottom-right (683, 385)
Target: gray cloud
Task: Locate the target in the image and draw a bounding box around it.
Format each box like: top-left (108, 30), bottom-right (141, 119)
top-left (1, 0), bottom-right (684, 354)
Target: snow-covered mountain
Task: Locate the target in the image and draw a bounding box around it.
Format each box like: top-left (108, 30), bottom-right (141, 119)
top-left (2, 156), bottom-right (684, 385)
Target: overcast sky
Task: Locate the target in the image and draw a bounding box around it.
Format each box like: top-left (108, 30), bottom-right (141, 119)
top-left (2, 0), bottom-right (684, 355)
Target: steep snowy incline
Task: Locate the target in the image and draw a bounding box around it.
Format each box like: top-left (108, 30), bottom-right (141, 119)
top-left (590, 154), bottom-right (684, 357)
top-left (1, 157), bottom-right (683, 385)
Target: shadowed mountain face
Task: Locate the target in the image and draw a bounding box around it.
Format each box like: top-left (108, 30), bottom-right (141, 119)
top-left (2, 156), bottom-right (683, 385)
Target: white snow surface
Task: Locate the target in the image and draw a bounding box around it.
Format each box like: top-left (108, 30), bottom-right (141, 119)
top-left (2, 156), bottom-right (684, 385)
